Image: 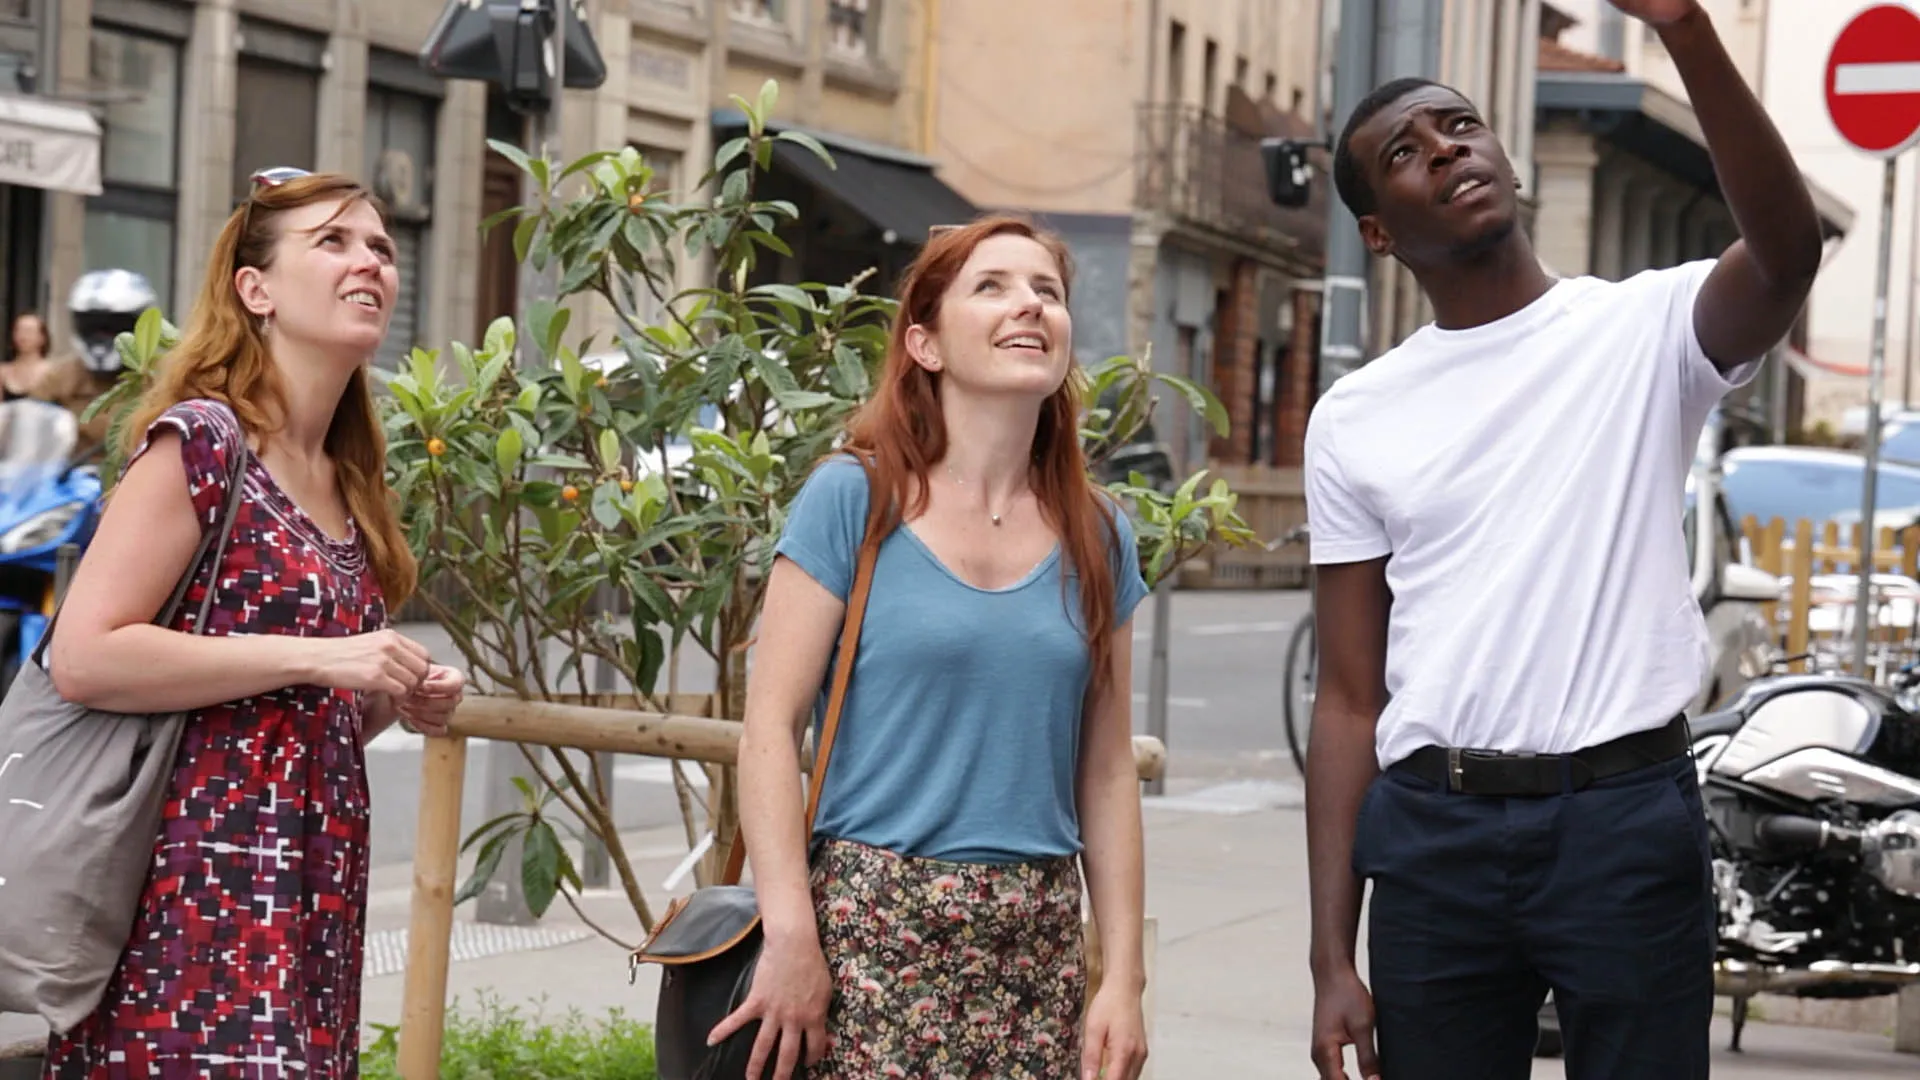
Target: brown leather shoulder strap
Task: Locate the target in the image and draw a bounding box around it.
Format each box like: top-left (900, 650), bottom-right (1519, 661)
top-left (719, 487), bottom-right (882, 887)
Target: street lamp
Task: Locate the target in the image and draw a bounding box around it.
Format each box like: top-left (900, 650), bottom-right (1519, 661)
top-left (419, 0), bottom-right (608, 115)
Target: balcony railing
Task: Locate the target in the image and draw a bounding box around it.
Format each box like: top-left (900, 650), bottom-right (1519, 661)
top-left (1135, 103), bottom-right (1326, 258)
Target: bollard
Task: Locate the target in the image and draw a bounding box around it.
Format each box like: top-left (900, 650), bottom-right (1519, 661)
top-left (1897, 984), bottom-right (1920, 1053)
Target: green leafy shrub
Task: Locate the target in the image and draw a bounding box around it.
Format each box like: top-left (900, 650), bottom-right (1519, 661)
top-left (361, 994), bottom-right (656, 1080)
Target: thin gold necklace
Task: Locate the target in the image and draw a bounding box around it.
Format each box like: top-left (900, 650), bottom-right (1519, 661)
top-left (945, 463), bottom-right (1007, 526)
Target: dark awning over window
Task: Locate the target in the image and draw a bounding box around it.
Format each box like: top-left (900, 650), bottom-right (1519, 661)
top-left (712, 110), bottom-right (977, 246)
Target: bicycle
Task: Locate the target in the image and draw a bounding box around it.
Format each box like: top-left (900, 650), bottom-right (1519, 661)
top-left (1275, 523), bottom-right (1315, 775)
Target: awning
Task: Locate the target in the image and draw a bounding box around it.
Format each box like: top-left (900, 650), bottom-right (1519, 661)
top-left (0, 94), bottom-right (102, 196)
top-left (1537, 72), bottom-right (1854, 240)
top-left (712, 110), bottom-right (975, 246)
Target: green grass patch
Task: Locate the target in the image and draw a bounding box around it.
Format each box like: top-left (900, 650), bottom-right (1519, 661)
top-left (362, 993), bottom-right (656, 1079)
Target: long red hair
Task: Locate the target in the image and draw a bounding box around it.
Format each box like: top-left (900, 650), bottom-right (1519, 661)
top-left (840, 214), bottom-right (1121, 695)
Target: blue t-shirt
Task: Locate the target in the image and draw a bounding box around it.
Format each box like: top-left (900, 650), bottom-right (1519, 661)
top-left (772, 456), bottom-right (1150, 864)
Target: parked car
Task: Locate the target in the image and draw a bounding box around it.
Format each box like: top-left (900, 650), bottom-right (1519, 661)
top-left (1717, 444), bottom-right (1920, 535)
top-left (1872, 408), bottom-right (1920, 467)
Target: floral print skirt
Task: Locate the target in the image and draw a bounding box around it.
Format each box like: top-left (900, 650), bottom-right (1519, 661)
top-left (806, 837), bottom-right (1086, 1079)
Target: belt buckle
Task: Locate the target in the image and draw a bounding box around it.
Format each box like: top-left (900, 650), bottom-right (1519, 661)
top-left (1449, 747), bottom-right (1541, 795)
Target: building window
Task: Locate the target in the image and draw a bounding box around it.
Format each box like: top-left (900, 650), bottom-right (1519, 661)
top-left (730, 0), bottom-right (781, 25)
top-left (366, 82), bottom-right (437, 370)
top-left (232, 58), bottom-right (318, 204)
top-left (0, 0), bottom-right (28, 24)
top-left (84, 26), bottom-right (181, 306)
top-left (1202, 38), bottom-right (1218, 115)
top-left (1165, 21), bottom-right (1185, 105)
top-left (0, 50), bottom-right (30, 93)
top-left (827, 0), bottom-right (871, 60)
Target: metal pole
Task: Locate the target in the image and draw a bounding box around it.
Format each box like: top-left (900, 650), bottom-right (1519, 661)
top-left (582, 647), bottom-right (614, 889)
top-left (1853, 155), bottom-right (1898, 678)
top-left (1144, 580), bottom-right (1172, 797)
top-left (1906, 154), bottom-right (1919, 411)
top-left (476, 0), bottom-right (567, 926)
top-left (1319, 0), bottom-right (1377, 395)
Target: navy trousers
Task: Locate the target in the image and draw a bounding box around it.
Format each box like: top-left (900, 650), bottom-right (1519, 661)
top-left (1353, 752), bottom-right (1716, 1080)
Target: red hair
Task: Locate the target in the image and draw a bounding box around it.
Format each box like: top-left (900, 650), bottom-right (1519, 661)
top-left (841, 214), bottom-right (1121, 696)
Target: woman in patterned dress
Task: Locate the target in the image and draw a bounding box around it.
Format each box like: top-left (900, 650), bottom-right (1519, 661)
top-left (714, 216), bottom-right (1152, 1080)
top-left (39, 169), bottom-right (464, 1078)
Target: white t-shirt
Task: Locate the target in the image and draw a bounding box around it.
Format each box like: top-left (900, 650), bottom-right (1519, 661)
top-left (1304, 260), bottom-right (1759, 769)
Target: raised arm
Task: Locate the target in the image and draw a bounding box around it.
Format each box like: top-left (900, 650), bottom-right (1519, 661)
top-left (1616, 0), bottom-right (1824, 369)
top-left (1308, 556), bottom-right (1392, 1080)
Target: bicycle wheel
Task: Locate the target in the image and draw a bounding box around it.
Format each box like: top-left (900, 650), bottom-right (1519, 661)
top-left (1283, 614), bottom-right (1316, 774)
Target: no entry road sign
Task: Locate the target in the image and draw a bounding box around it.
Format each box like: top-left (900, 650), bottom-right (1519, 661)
top-left (1827, 3), bottom-right (1920, 157)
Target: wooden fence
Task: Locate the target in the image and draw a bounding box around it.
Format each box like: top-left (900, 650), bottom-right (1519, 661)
top-left (398, 697), bottom-right (1171, 1079)
top-left (1738, 516), bottom-right (1920, 675)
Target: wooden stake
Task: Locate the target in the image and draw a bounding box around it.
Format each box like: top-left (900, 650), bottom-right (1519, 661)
top-left (398, 734), bottom-right (468, 1079)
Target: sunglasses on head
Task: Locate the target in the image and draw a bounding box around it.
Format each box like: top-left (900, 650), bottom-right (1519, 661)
top-left (235, 166), bottom-right (314, 265)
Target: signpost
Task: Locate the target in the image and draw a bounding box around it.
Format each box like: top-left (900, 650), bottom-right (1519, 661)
top-left (1825, 3), bottom-right (1920, 676)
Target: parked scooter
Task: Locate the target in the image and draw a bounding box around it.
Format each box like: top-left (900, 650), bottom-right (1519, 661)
top-left (0, 399), bottom-right (101, 692)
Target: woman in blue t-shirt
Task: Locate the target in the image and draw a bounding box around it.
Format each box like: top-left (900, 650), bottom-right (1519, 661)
top-left (710, 215), bottom-right (1151, 1080)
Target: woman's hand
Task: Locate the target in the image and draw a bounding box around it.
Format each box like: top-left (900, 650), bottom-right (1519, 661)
top-left (397, 664), bottom-right (465, 737)
top-left (705, 930), bottom-right (832, 1080)
top-left (308, 628), bottom-right (432, 696)
top-left (1081, 982), bottom-right (1149, 1080)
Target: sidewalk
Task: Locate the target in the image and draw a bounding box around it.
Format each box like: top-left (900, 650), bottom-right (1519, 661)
top-left (352, 784), bottom-right (1304, 1075)
top-left (7, 779), bottom-right (1918, 1076)
top-left (352, 779), bottom-right (1920, 1078)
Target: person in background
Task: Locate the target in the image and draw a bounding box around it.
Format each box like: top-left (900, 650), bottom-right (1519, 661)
top-left (34, 271), bottom-right (159, 458)
top-left (41, 169), bottom-right (463, 1079)
top-left (3, 312), bottom-right (51, 402)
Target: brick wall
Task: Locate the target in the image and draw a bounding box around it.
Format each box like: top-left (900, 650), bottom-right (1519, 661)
top-left (1276, 288), bottom-right (1320, 467)
top-left (1210, 258), bottom-right (1262, 462)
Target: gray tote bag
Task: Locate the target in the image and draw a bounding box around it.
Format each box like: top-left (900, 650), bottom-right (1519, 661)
top-left (0, 439), bottom-right (248, 1033)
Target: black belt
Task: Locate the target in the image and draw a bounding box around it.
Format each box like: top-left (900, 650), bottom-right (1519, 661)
top-left (1390, 714), bottom-right (1691, 797)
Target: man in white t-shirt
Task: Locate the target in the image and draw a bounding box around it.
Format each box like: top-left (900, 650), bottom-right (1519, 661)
top-left (1302, 3), bottom-right (1822, 1079)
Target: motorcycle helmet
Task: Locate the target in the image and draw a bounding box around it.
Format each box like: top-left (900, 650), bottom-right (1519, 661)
top-left (68, 268), bottom-right (158, 375)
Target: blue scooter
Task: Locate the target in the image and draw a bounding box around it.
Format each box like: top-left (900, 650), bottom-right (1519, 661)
top-left (0, 399), bottom-right (103, 691)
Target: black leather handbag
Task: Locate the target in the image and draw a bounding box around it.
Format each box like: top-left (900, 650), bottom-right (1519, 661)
top-left (632, 532), bottom-right (878, 1080)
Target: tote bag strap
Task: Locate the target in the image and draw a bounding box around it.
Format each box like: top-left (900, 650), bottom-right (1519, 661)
top-left (33, 437), bottom-right (252, 666)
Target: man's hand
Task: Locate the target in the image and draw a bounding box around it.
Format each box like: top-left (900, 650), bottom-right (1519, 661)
top-left (1311, 966), bottom-right (1381, 1080)
top-left (1606, 0), bottom-right (1702, 26)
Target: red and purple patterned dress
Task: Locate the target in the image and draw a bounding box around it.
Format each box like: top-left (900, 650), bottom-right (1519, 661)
top-left (46, 398), bottom-right (385, 1079)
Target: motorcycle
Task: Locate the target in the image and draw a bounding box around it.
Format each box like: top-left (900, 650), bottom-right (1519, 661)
top-left (1536, 666), bottom-right (1920, 1057)
top-left (0, 399), bottom-right (102, 692)
top-left (1691, 668), bottom-right (1920, 1050)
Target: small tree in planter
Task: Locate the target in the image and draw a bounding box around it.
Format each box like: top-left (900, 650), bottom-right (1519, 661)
top-left (97, 81), bottom-right (1256, 945)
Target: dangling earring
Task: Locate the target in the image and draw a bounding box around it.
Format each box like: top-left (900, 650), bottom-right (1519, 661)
top-left (259, 313), bottom-right (273, 338)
